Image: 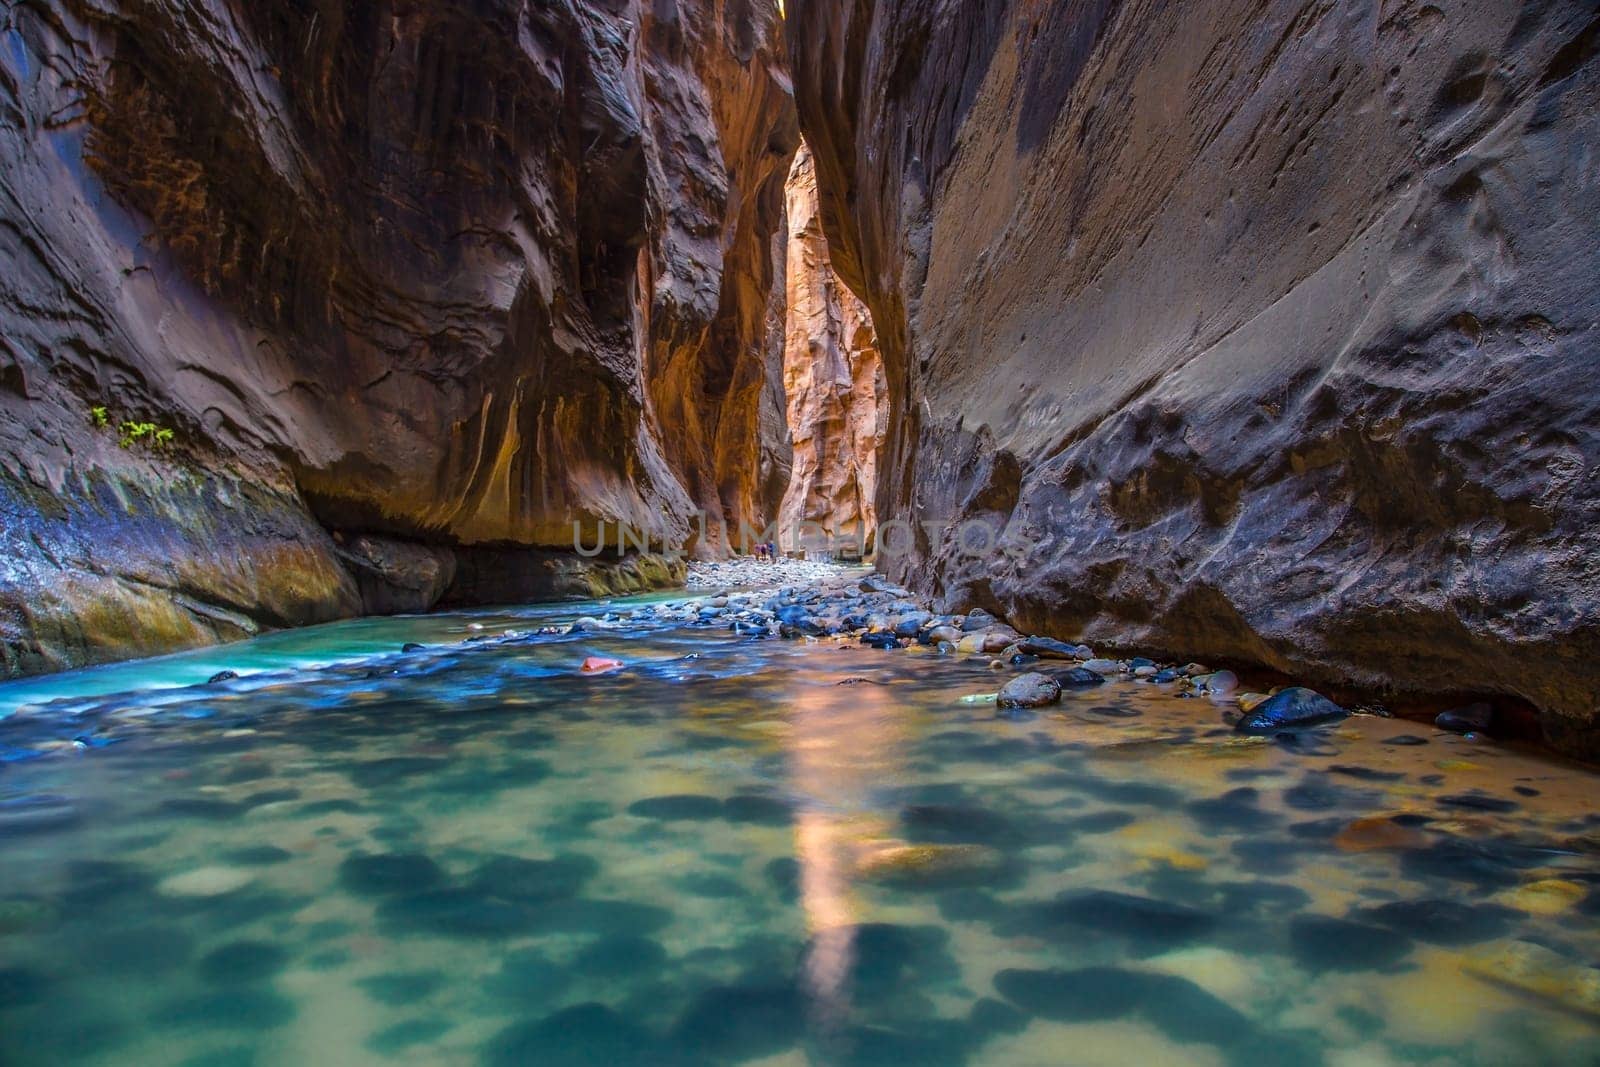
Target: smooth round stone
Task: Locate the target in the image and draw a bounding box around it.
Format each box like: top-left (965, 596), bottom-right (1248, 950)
top-left (158, 867), bottom-right (254, 898)
top-left (856, 843), bottom-right (1012, 889)
top-left (1081, 658), bottom-right (1121, 674)
top-left (1234, 687), bottom-right (1347, 733)
top-left (997, 673), bottom-right (1061, 709)
top-left (1436, 702), bottom-right (1493, 733)
top-left (1060, 666), bottom-right (1107, 687)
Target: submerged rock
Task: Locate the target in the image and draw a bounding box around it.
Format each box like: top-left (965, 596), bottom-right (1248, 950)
top-left (997, 673), bottom-right (1061, 709)
top-left (1059, 667), bottom-right (1107, 687)
top-left (1234, 688), bottom-right (1347, 733)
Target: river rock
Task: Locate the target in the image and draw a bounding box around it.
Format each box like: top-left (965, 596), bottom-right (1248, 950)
top-left (1234, 688), bottom-right (1348, 733)
top-left (1059, 667), bottom-right (1107, 688)
top-left (1436, 703), bottom-right (1494, 734)
top-left (1082, 658), bottom-right (1121, 674)
top-left (158, 867), bottom-right (254, 898)
top-left (960, 609), bottom-right (998, 632)
top-left (997, 673), bottom-right (1062, 709)
top-left (1015, 636), bottom-right (1078, 660)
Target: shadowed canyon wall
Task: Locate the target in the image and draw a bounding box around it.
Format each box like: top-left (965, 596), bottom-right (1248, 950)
top-left (778, 141), bottom-right (886, 554)
top-left (0, 0), bottom-right (797, 676)
top-left (789, 0), bottom-right (1600, 754)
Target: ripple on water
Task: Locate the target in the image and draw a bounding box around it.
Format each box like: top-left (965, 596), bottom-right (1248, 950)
top-left (0, 599), bottom-right (1598, 1065)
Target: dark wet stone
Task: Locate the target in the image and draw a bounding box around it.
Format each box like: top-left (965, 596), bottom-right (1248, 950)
top-left (1064, 810), bottom-right (1137, 834)
top-left (1016, 636), bottom-right (1079, 659)
top-left (994, 966), bottom-right (1143, 1021)
top-left (968, 996), bottom-right (1029, 1038)
top-left (722, 793), bottom-right (793, 826)
top-left (1288, 817), bottom-right (1348, 840)
top-left (0, 966), bottom-right (48, 1008)
top-left (901, 803), bottom-right (1020, 847)
top-left (242, 789), bottom-right (301, 807)
top-left (359, 970), bottom-right (446, 1006)
top-left (1215, 880), bottom-right (1312, 915)
top-left (198, 941), bottom-right (289, 985)
top-left (860, 632), bottom-right (901, 649)
top-left (1058, 667), bottom-right (1107, 687)
top-left (485, 949), bottom-right (569, 1004)
top-left (1438, 793), bottom-right (1518, 813)
top-left (1235, 687), bottom-right (1347, 733)
top-left (368, 1019), bottom-right (452, 1054)
top-left (495, 758), bottom-right (554, 786)
top-left (936, 889), bottom-right (1007, 923)
top-left (1289, 915), bottom-right (1412, 972)
top-left (1419, 773), bottom-right (1445, 786)
top-left (997, 965), bottom-right (1257, 1049)
top-left (207, 670), bottom-right (240, 685)
top-left (297, 799), bottom-right (364, 815)
top-left (1231, 838), bottom-right (1300, 875)
top-left (159, 797), bottom-right (246, 821)
top-left (1088, 704), bottom-right (1141, 718)
top-left (483, 1003), bottom-right (690, 1067)
top-left (809, 923), bottom-right (957, 1004)
top-left (1353, 898), bottom-right (1519, 946)
top-left (1328, 764), bottom-right (1405, 782)
top-left (1384, 735), bottom-right (1429, 746)
top-left (401, 643), bottom-right (426, 653)
top-left (764, 857), bottom-right (800, 903)
top-left (1068, 776), bottom-right (1182, 807)
top-left (349, 757), bottom-right (446, 789)
top-left (1514, 785), bottom-right (1541, 797)
top-left (525, 898), bottom-right (673, 938)
top-left (829, 1023), bottom-right (971, 1067)
top-left (1283, 778), bottom-right (1371, 812)
top-left (340, 853), bottom-right (444, 896)
top-left (379, 889), bottom-right (535, 938)
top-left (157, 990), bottom-right (296, 1031)
top-left (671, 983), bottom-right (804, 1061)
top-left (1185, 788), bottom-right (1277, 832)
top-left (627, 794), bottom-right (724, 821)
top-left (1002, 890), bottom-right (1214, 950)
top-left (1436, 702), bottom-right (1493, 734)
top-left (677, 872), bottom-right (746, 899)
top-left (67, 924), bottom-right (195, 976)
top-left (223, 846), bottom-right (294, 867)
top-left (997, 672), bottom-right (1061, 709)
top-left (572, 935), bottom-right (667, 978)
top-left (468, 854), bottom-right (597, 902)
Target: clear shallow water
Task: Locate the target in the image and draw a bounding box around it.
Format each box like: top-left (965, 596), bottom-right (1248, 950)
top-left (1, 598), bottom-right (1599, 1066)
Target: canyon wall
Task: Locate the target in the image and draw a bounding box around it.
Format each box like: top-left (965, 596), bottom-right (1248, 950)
top-left (790, 0), bottom-right (1600, 755)
top-left (778, 142), bottom-right (885, 554)
top-left (0, 0), bottom-right (796, 676)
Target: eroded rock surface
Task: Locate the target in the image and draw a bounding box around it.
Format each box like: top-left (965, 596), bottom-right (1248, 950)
top-left (777, 142), bottom-right (885, 554)
top-left (790, 0), bottom-right (1600, 754)
top-left (0, 0), bottom-right (796, 674)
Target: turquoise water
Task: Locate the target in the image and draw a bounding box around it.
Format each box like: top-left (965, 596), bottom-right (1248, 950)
top-left (1, 597), bottom-right (1598, 1065)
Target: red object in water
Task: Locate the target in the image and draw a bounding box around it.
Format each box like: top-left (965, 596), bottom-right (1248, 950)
top-left (580, 656), bottom-right (624, 675)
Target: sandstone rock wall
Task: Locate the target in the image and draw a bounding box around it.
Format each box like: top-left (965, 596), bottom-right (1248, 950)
top-left (777, 142), bottom-right (885, 554)
top-left (790, 0), bottom-right (1600, 754)
top-left (0, 0), bottom-right (796, 676)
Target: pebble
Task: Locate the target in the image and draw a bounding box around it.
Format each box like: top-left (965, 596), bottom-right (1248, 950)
top-left (1081, 658), bottom-right (1121, 674)
top-left (158, 867), bottom-right (254, 898)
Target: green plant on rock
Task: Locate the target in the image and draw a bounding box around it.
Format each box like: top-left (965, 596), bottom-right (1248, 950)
top-left (89, 405), bottom-right (109, 427)
top-left (118, 420), bottom-right (175, 450)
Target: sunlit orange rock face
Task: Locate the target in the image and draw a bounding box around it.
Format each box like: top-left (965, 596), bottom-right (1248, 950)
top-left (789, 0), bottom-right (1600, 756)
top-left (0, 0), bottom-right (796, 674)
top-left (778, 143), bottom-right (885, 554)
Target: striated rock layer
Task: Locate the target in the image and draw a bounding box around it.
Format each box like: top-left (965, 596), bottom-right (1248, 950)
top-left (790, 0), bottom-right (1600, 754)
top-left (0, 0), bottom-right (796, 675)
top-left (778, 141), bottom-right (885, 554)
